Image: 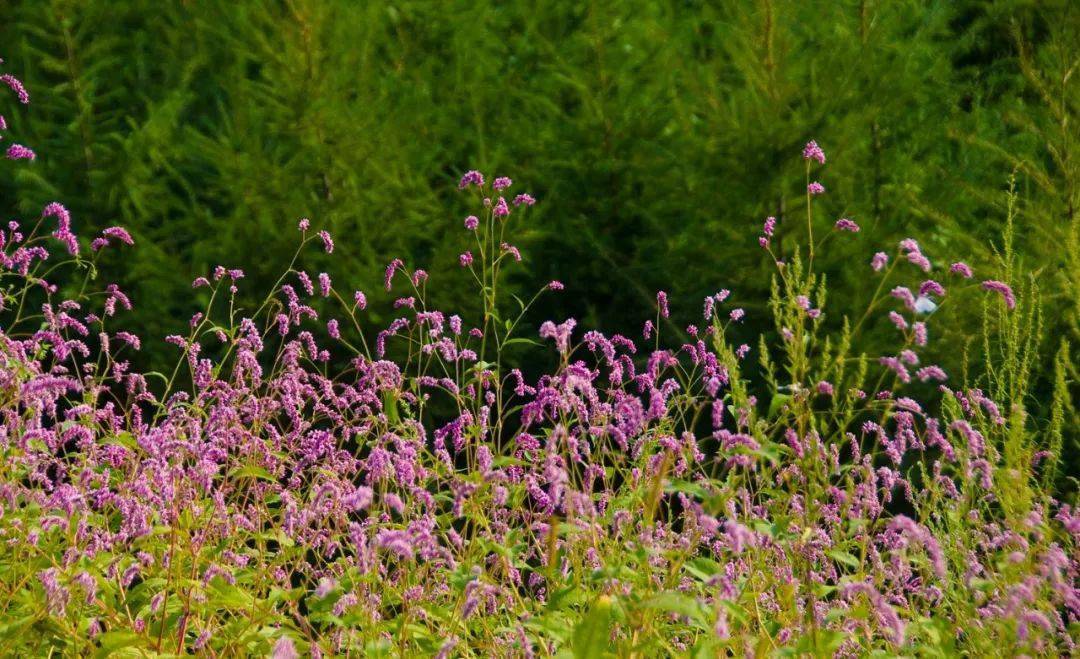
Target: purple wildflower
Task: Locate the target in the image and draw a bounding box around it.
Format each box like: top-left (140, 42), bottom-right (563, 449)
top-left (0, 74), bottom-right (29, 104)
top-left (802, 140), bottom-right (826, 164)
top-left (981, 280), bottom-right (1016, 310)
top-left (6, 144), bottom-right (35, 160)
top-left (458, 170), bottom-right (484, 189)
top-left (318, 230), bottom-right (334, 253)
top-left (657, 291), bottom-right (669, 318)
top-left (271, 636), bottom-right (299, 659)
top-left (949, 262), bottom-right (973, 278)
top-left (918, 280), bottom-right (945, 297)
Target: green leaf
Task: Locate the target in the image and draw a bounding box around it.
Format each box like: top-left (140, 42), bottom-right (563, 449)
top-left (501, 337), bottom-right (543, 348)
top-left (827, 549), bottom-right (861, 569)
top-left (230, 464), bottom-right (276, 482)
top-left (638, 592), bottom-right (708, 628)
top-left (663, 480), bottom-right (709, 500)
top-left (546, 585), bottom-right (582, 611)
top-left (572, 596), bottom-right (614, 658)
top-left (94, 631), bottom-right (145, 658)
top-left (767, 393), bottom-right (792, 418)
top-left (208, 581), bottom-right (255, 610)
top-left (382, 390), bottom-right (399, 424)
top-left (0, 615), bottom-right (36, 638)
top-left (685, 557), bottom-right (723, 581)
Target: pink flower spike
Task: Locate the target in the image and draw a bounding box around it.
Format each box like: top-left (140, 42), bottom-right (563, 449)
top-left (6, 144), bottom-right (35, 160)
top-left (500, 243), bottom-right (521, 261)
top-left (0, 74), bottom-right (29, 104)
top-left (899, 238), bottom-right (921, 253)
top-left (834, 218), bottom-right (860, 232)
top-left (906, 251), bottom-right (932, 272)
top-left (102, 227), bottom-right (134, 246)
top-left (918, 280), bottom-right (945, 297)
top-left (981, 280), bottom-right (1016, 310)
top-left (802, 140), bottom-right (826, 164)
top-left (807, 182), bottom-right (825, 195)
top-left (458, 170), bottom-right (484, 189)
top-left (949, 262), bottom-right (973, 278)
top-left (318, 230), bottom-right (334, 253)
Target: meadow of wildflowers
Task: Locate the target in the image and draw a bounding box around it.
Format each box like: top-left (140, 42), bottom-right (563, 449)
top-left (0, 59), bottom-right (1077, 659)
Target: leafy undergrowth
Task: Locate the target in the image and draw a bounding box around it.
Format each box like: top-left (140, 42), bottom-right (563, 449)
top-left (0, 63), bottom-right (1076, 658)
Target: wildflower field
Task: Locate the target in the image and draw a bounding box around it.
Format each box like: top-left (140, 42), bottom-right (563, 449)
top-left (1, 3), bottom-right (1079, 657)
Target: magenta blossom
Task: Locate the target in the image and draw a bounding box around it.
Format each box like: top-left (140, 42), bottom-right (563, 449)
top-left (6, 144), bottom-right (35, 160)
top-left (458, 170), bottom-right (484, 189)
top-left (0, 73), bottom-right (29, 104)
top-left (981, 280), bottom-right (1016, 310)
top-left (802, 140), bottom-right (826, 164)
top-left (949, 262), bottom-right (973, 278)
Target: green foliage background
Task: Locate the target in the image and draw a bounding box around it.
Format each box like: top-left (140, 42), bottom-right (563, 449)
top-left (1, 0), bottom-right (1077, 480)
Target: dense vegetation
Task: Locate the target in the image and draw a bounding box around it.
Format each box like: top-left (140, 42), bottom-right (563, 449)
top-left (1, 2), bottom-right (1076, 347)
top-left (0, 1), bottom-right (1077, 655)
top-left (3, 1), bottom-right (1078, 489)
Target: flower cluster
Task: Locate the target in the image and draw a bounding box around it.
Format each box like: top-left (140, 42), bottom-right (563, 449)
top-left (0, 67), bottom-right (1074, 657)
